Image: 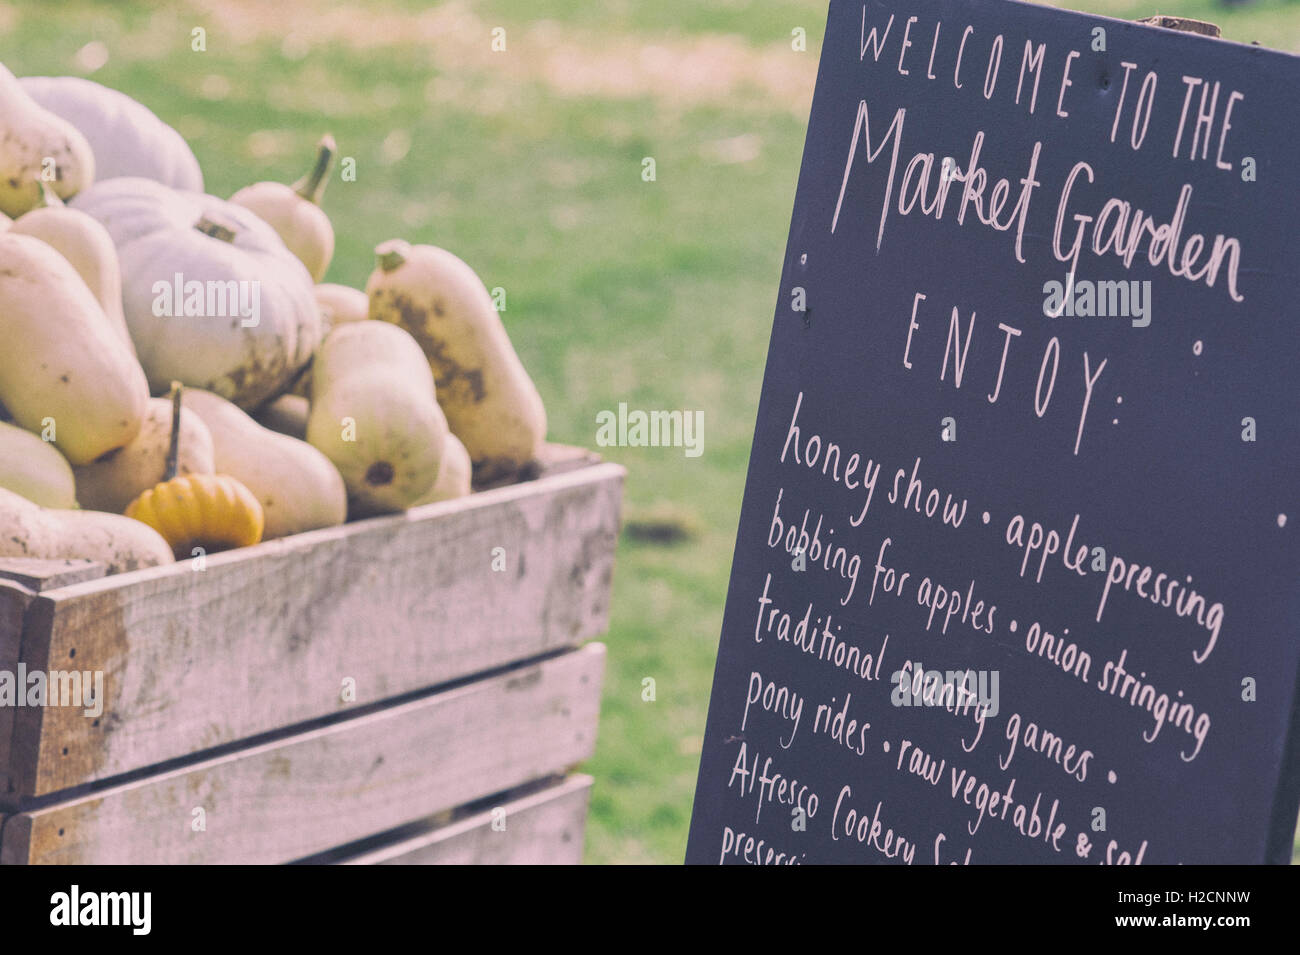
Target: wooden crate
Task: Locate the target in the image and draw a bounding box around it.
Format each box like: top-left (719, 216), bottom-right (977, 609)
top-left (324, 775), bottom-right (595, 865)
top-left (0, 446), bottom-right (623, 864)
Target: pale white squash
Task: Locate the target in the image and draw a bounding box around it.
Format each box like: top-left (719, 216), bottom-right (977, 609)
top-left (230, 135), bottom-right (335, 281)
top-left (73, 177), bottom-right (320, 410)
top-left (0, 486), bottom-right (174, 574)
top-left (367, 239), bottom-right (547, 484)
top-left (413, 432), bottom-right (471, 505)
top-left (182, 388), bottom-right (346, 539)
top-left (290, 283), bottom-right (370, 398)
top-left (0, 63), bottom-right (96, 217)
top-left (9, 181), bottom-right (134, 352)
top-left (314, 283), bottom-right (369, 336)
top-left (74, 397), bottom-right (215, 514)
top-left (0, 234), bottom-right (149, 465)
top-left (0, 420), bottom-right (78, 509)
top-left (308, 322), bottom-right (447, 517)
top-left (20, 75), bottom-right (203, 191)
top-left (253, 394), bottom-right (308, 440)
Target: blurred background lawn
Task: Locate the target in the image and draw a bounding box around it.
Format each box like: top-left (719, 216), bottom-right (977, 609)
top-left (4, 0), bottom-right (1296, 864)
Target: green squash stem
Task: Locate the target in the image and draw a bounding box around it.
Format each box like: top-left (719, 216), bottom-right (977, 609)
top-left (375, 239), bottom-right (410, 273)
top-left (164, 381), bottom-right (183, 482)
top-left (292, 134), bottom-right (336, 205)
top-left (32, 179), bottom-right (64, 209)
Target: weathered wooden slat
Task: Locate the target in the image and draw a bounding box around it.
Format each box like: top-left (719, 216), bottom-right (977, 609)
top-left (5, 462), bottom-right (623, 797)
top-left (0, 582), bottom-right (33, 800)
top-left (0, 559), bottom-right (106, 592)
top-left (339, 774), bottom-right (593, 865)
top-left (0, 644), bottom-right (604, 864)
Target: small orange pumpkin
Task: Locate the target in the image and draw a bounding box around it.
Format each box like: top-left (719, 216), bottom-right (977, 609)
top-left (125, 382), bottom-right (264, 558)
top-left (127, 473), bottom-right (263, 558)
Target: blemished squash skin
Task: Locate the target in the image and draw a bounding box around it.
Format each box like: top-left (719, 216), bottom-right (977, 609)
top-left (182, 388), bottom-right (346, 540)
top-left (366, 239), bottom-right (546, 485)
top-left (0, 420), bottom-right (78, 509)
top-left (9, 182), bottom-right (135, 353)
top-left (230, 135), bottom-right (336, 281)
top-left (307, 322), bottom-right (447, 518)
top-left (0, 63), bottom-right (96, 217)
top-left (0, 233), bottom-right (149, 466)
top-left (73, 397), bottom-right (215, 514)
top-left (0, 486), bottom-right (174, 575)
top-left (126, 473), bottom-right (263, 559)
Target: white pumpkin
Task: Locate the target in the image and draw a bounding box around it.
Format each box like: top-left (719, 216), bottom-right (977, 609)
top-left (73, 177), bottom-right (321, 410)
top-left (20, 75), bottom-right (203, 192)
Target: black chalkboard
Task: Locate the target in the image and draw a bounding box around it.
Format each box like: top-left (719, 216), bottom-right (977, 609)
top-left (686, 0), bottom-right (1300, 865)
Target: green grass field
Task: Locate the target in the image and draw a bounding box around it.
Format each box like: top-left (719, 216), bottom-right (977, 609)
top-left (4, 0), bottom-right (1296, 864)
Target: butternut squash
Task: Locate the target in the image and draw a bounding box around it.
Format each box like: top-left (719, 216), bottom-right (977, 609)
top-left (230, 135), bottom-right (335, 281)
top-left (290, 283), bottom-right (370, 398)
top-left (414, 432), bottom-right (471, 505)
top-left (182, 388), bottom-right (345, 539)
top-left (307, 322), bottom-right (447, 517)
top-left (253, 394), bottom-right (309, 440)
top-left (314, 282), bottom-right (369, 334)
top-left (74, 396), bottom-right (215, 514)
top-left (9, 181), bottom-right (134, 352)
top-left (0, 63), bottom-right (96, 217)
top-left (0, 420), bottom-right (78, 509)
top-left (0, 233), bottom-right (149, 465)
top-left (0, 486), bottom-right (173, 574)
top-left (366, 239), bottom-right (546, 484)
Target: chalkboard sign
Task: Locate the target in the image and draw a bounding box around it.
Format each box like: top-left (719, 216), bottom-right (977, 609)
top-left (686, 0), bottom-right (1300, 865)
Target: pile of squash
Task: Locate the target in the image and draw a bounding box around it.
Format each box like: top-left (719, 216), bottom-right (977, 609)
top-left (0, 64), bottom-right (546, 575)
